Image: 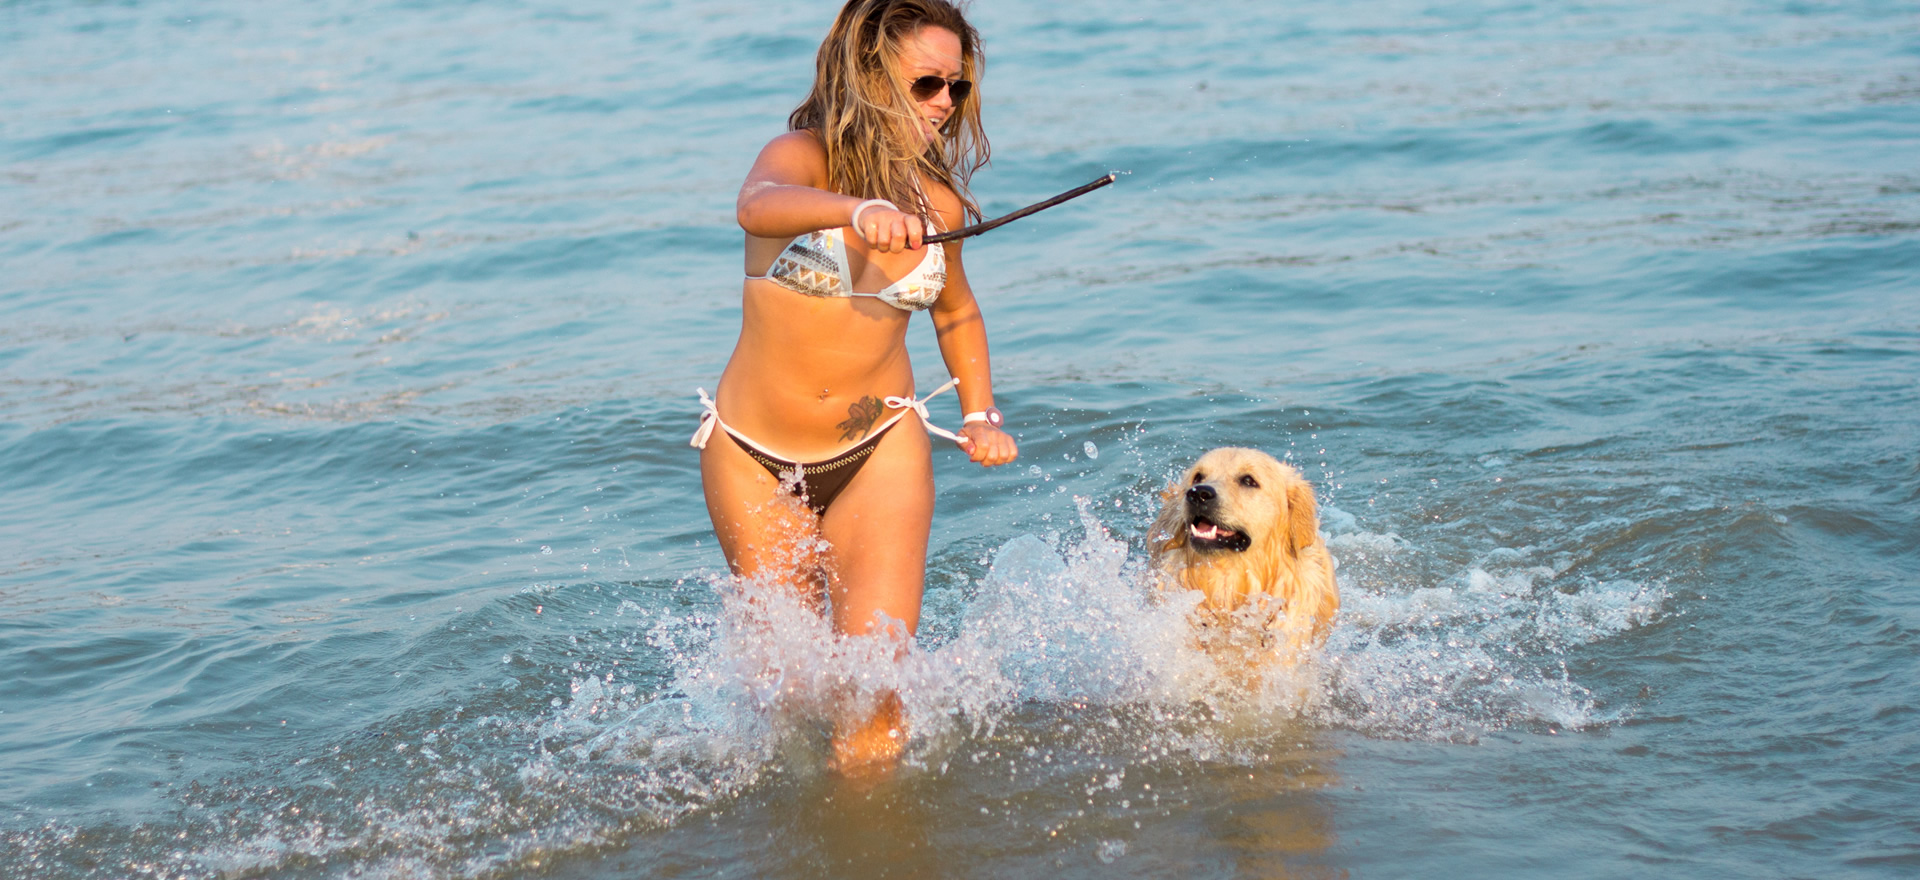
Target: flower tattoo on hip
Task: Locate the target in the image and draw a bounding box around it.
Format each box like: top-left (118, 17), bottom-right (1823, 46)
top-left (836, 395), bottom-right (886, 441)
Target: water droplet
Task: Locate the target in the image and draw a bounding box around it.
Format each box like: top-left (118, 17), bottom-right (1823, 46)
top-left (1083, 441), bottom-right (1099, 459)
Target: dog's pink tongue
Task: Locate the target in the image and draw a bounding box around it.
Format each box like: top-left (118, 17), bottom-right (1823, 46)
top-left (1190, 522), bottom-right (1220, 540)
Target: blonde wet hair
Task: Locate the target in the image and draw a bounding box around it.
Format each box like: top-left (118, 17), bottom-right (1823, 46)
top-left (789, 0), bottom-right (989, 222)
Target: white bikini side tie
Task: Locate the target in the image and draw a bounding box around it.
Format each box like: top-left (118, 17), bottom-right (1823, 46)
top-left (693, 378), bottom-right (966, 452)
top-left (691, 388), bottom-right (721, 449)
top-left (884, 376), bottom-right (964, 446)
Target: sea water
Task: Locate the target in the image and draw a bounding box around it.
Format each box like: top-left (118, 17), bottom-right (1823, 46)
top-left (3, 0), bottom-right (1917, 877)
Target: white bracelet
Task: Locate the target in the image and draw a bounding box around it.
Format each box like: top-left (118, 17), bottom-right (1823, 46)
top-left (962, 407), bottom-right (1003, 428)
top-left (850, 199), bottom-right (897, 240)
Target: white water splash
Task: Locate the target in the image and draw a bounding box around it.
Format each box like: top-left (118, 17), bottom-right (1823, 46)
top-left (1317, 524), bottom-right (1666, 741)
top-left (553, 493), bottom-right (1672, 799)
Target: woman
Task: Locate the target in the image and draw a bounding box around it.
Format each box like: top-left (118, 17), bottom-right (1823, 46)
top-left (693, 0), bottom-right (1018, 771)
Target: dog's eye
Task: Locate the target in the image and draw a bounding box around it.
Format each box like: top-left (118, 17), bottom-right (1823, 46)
top-left (1238, 474), bottom-right (1260, 488)
top-left (1192, 471), bottom-right (1205, 484)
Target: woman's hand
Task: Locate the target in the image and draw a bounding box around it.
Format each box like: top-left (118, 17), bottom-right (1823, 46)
top-left (854, 206), bottom-right (927, 254)
top-left (957, 423), bottom-right (1018, 467)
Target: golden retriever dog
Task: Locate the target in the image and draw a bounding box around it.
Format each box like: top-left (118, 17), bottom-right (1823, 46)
top-left (1149, 448), bottom-right (1338, 667)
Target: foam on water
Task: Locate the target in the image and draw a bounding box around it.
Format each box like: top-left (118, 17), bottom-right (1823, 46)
top-left (517, 491), bottom-right (1673, 827)
top-left (1317, 515), bottom-right (1668, 741)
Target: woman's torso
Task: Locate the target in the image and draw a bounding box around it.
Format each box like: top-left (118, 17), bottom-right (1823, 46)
top-left (717, 182), bottom-right (961, 461)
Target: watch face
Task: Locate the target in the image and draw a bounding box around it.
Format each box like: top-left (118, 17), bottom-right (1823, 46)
top-left (986, 407), bottom-right (1004, 427)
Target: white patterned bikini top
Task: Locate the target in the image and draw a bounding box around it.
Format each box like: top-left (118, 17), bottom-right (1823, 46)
top-left (746, 222), bottom-right (946, 312)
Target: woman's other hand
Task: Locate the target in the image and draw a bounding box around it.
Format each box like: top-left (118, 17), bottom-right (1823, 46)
top-left (957, 423), bottom-right (1017, 467)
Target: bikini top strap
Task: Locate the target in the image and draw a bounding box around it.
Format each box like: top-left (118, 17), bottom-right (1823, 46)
top-left (915, 178), bottom-right (946, 233)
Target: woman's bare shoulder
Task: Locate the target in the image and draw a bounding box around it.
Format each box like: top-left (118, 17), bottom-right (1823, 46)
top-left (749, 129), bottom-right (829, 183)
top-left (764, 128), bottom-right (825, 155)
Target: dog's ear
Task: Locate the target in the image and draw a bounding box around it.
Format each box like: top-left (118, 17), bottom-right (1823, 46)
top-left (1148, 482), bottom-right (1187, 558)
top-left (1287, 476), bottom-right (1321, 556)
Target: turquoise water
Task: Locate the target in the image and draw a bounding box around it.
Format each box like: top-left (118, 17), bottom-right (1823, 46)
top-left (4, 0), bottom-right (1917, 876)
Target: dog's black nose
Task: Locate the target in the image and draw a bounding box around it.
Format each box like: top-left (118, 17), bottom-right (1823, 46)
top-left (1186, 484), bottom-right (1215, 506)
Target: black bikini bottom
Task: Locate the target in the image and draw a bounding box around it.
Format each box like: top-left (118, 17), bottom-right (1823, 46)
top-left (727, 422), bottom-right (897, 515)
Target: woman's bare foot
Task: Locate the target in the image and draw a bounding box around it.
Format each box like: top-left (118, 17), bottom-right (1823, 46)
top-left (830, 692), bottom-right (906, 775)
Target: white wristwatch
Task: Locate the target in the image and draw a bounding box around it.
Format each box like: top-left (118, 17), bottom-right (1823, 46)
top-left (962, 407), bottom-right (1004, 428)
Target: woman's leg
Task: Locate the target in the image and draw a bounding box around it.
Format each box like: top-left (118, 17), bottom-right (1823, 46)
top-left (816, 418), bottom-right (935, 770)
top-left (700, 430), bottom-right (828, 611)
top-left (819, 416), bottom-right (935, 635)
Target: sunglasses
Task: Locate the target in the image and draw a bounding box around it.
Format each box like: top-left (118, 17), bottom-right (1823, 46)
top-left (907, 74), bottom-right (972, 103)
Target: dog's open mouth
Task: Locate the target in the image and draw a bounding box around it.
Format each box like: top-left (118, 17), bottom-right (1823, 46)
top-left (1188, 516), bottom-right (1251, 552)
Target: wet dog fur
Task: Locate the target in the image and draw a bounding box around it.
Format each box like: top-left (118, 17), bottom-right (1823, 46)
top-left (1149, 448), bottom-right (1338, 666)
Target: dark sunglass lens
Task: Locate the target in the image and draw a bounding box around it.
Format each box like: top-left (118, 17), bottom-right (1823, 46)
top-left (910, 76), bottom-right (945, 101)
top-left (947, 79), bottom-right (971, 102)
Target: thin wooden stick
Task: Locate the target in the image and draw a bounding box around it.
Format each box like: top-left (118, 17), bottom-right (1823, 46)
top-left (925, 172), bottom-right (1118, 244)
